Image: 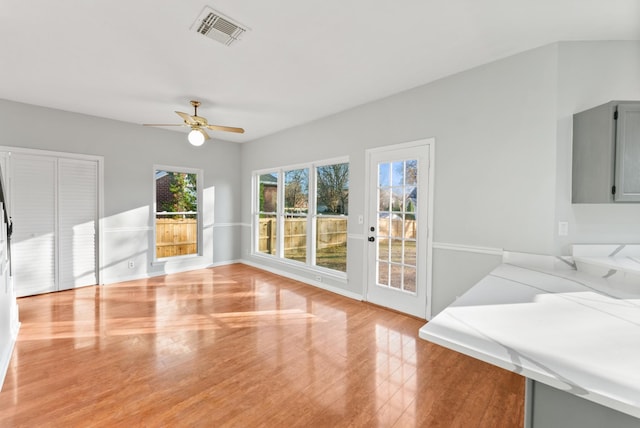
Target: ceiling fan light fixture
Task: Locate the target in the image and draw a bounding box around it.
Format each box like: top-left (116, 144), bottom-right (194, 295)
top-left (188, 129), bottom-right (205, 146)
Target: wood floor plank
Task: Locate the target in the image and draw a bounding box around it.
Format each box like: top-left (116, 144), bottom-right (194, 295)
top-left (0, 263), bottom-right (524, 427)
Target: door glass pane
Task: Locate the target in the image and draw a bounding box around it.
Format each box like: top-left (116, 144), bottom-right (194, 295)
top-left (391, 187), bottom-right (403, 212)
top-left (378, 188), bottom-right (390, 212)
top-left (391, 239), bottom-right (403, 264)
top-left (404, 240), bottom-right (416, 265)
top-left (379, 163), bottom-right (391, 187)
top-left (378, 238), bottom-right (390, 263)
top-left (405, 214), bottom-right (416, 239)
top-left (378, 262), bottom-right (389, 286)
top-left (391, 217), bottom-right (403, 238)
top-left (375, 159), bottom-right (419, 295)
top-left (392, 161), bottom-right (404, 186)
top-left (403, 267), bottom-right (416, 292)
top-left (405, 160), bottom-right (417, 186)
top-left (390, 266), bottom-right (402, 289)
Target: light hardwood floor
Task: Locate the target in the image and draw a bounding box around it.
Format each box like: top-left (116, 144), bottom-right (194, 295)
top-left (0, 264), bottom-right (524, 427)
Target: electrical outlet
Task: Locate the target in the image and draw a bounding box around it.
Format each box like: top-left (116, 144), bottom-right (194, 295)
top-left (128, 260), bottom-right (135, 269)
top-left (558, 221), bottom-right (569, 236)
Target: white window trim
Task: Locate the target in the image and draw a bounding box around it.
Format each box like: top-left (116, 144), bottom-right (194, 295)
top-left (153, 164), bottom-right (204, 262)
top-left (252, 156), bottom-right (349, 277)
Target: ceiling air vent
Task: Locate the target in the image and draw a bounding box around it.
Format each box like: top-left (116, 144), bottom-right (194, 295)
top-left (192, 7), bottom-right (247, 46)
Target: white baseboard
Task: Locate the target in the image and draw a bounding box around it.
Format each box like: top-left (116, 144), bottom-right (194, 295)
top-left (103, 260), bottom-right (242, 285)
top-left (240, 259), bottom-right (363, 301)
top-left (0, 332), bottom-right (18, 391)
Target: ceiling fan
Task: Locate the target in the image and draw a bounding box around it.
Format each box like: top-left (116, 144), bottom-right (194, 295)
top-left (144, 100), bottom-right (244, 146)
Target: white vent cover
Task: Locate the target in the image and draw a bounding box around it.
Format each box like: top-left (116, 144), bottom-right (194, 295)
top-left (192, 7), bottom-right (247, 46)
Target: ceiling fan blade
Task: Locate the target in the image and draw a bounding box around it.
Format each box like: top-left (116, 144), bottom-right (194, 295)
top-left (143, 123), bottom-right (184, 127)
top-left (206, 124), bottom-right (245, 134)
top-left (175, 111), bottom-right (196, 125)
top-left (200, 128), bottom-right (211, 140)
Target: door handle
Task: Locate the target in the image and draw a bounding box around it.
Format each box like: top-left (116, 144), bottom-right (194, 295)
top-left (368, 236), bottom-right (375, 242)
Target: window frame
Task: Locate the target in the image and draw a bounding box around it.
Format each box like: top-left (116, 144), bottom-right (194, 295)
top-left (153, 165), bottom-right (204, 262)
top-left (252, 157), bottom-right (349, 278)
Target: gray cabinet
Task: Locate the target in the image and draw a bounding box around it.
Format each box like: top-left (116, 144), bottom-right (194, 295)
top-left (572, 101), bottom-right (640, 203)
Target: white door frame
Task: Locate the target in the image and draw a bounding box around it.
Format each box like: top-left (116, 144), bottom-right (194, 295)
top-left (362, 138), bottom-right (435, 319)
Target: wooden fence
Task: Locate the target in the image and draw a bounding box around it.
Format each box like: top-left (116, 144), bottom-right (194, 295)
top-left (156, 218), bottom-right (197, 258)
top-left (377, 218), bottom-right (417, 239)
top-left (154, 217), bottom-right (415, 258)
top-left (258, 217), bottom-right (348, 254)
top-left (257, 217), bottom-right (416, 254)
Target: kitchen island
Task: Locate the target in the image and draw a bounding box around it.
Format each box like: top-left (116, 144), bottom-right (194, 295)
top-left (419, 252), bottom-right (640, 428)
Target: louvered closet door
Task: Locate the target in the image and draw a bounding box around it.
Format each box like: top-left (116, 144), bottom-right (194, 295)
top-left (58, 158), bottom-right (97, 290)
top-left (11, 154), bottom-right (57, 297)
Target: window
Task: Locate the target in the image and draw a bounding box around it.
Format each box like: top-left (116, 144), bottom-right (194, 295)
top-left (284, 168), bottom-right (309, 263)
top-left (257, 172), bottom-right (278, 256)
top-left (315, 163), bottom-right (349, 272)
top-left (254, 159), bottom-right (349, 274)
top-left (155, 167), bottom-right (202, 259)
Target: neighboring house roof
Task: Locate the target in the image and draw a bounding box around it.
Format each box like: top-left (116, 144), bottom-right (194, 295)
top-left (260, 174), bottom-right (278, 185)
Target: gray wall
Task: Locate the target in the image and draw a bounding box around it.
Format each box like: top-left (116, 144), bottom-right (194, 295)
top-left (0, 40), bottom-right (637, 324)
top-left (554, 41), bottom-right (640, 252)
top-left (0, 99), bottom-right (243, 283)
top-left (240, 43), bottom-right (560, 314)
top-left (241, 41), bottom-right (640, 316)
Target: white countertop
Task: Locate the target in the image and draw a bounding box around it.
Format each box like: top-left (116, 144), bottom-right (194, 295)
top-left (419, 259), bottom-right (640, 419)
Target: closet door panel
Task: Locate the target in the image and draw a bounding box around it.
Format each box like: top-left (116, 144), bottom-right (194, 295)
top-left (58, 158), bottom-right (97, 290)
top-left (11, 155), bottom-right (57, 297)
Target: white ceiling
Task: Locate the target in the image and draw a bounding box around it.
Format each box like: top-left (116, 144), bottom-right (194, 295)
top-left (1, 0), bottom-right (639, 143)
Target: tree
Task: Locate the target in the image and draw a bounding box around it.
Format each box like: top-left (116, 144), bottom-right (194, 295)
top-left (317, 163), bottom-right (349, 214)
top-left (284, 169), bottom-right (308, 213)
top-left (405, 160), bottom-right (417, 185)
top-left (161, 172), bottom-right (197, 217)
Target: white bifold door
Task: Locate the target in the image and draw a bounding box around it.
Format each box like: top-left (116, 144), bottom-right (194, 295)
top-left (3, 152), bottom-right (98, 297)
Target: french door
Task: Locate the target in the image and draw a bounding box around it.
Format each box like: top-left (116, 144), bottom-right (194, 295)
top-left (365, 141), bottom-right (433, 319)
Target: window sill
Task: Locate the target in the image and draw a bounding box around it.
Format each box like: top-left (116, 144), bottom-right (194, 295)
top-left (151, 254), bottom-right (204, 266)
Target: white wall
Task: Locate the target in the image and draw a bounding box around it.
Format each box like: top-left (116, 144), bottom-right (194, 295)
top-left (0, 99), bottom-right (243, 283)
top-left (241, 43), bottom-right (560, 314)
